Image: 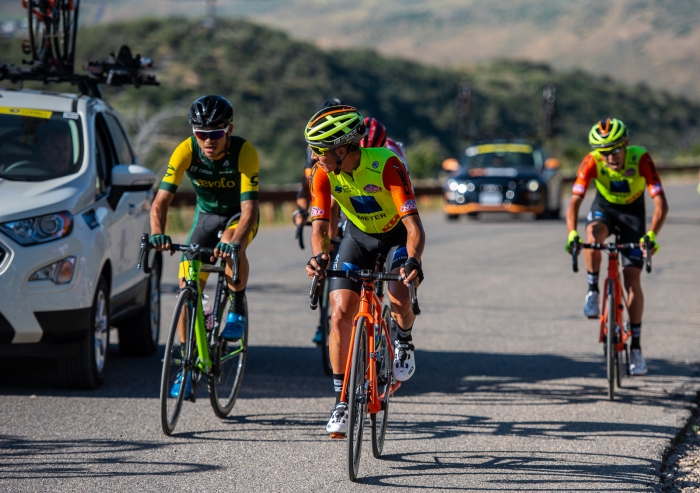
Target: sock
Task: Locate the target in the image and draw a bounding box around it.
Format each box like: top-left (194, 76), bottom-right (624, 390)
top-left (229, 289), bottom-right (246, 315)
top-left (333, 374), bottom-right (344, 405)
top-left (631, 323), bottom-right (641, 349)
top-left (587, 271), bottom-right (599, 293)
top-left (397, 324), bottom-right (413, 343)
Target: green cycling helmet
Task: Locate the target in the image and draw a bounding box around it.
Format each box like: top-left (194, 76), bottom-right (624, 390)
top-left (589, 118), bottom-right (628, 149)
top-left (304, 105), bottom-right (366, 150)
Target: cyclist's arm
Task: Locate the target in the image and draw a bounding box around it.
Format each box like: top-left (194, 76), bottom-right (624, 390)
top-left (306, 165), bottom-right (332, 279)
top-left (149, 139), bottom-right (192, 247)
top-left (402, 214), bottom-right (425, 262)
top-left (228, 141), bottom-right (260, 246)
top-left (566, 154), bottom-right (596, 233)
top-left (639, 153), bottom-right (669, 235)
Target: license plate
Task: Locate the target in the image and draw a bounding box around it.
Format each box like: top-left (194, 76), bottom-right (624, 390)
top-left (479, 191), bottom-right (503, 205)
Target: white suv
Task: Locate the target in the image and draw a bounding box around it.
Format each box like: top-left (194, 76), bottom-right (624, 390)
top-left (0, 88), bottom-right (161, 389)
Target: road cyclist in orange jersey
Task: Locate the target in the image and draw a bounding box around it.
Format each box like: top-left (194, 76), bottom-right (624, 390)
top-left (150, 95), bottom-right (260, 398)
top-left (303, 105), bottom-right (426, 436)
top-left (566, 118), bottom-right (668, 376)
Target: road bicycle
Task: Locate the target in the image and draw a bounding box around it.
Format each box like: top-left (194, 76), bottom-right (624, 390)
top-left (309, 255), bottom-right (420, 481)
top-left (23, 0), bottom-right (79, 73)
top-left (572, 229), bottom-right (651, 400)
top-left (138, 233), bottom-right (247, 435)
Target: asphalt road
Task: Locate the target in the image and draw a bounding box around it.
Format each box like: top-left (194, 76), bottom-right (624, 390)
top-left (2, 183), bottom-right (699, 492)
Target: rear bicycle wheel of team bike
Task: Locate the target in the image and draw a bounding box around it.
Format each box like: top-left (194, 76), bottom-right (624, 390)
top-left (371, 305), bottom-right (393, 458)
top-left (209, 293), bottom-right (248, 418)
top-left (160, 288), bottom-right (196, 435)
top-left (319, 278), bottom-right (333, 376)
top-left (26, 0), bottom-right (78, 67)
top-left (348, 316), bottom-right (369, 482)
top-left (606, 283), bottom-right (616, 401)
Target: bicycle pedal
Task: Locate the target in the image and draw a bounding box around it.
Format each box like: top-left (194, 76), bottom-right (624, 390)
top-left (390, 381), bottom-right (401, 396)
top-left (329, 432), bottom-right (346, 440)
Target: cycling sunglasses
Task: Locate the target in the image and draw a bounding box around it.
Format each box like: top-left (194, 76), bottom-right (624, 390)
top-left (599, 144), bottom-right (624, 157)
top-left (193, 127), bottom-right (228, 140)
top-left (309, 145), bottom-right (331, 156)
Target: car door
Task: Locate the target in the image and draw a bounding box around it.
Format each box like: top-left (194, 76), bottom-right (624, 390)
top-left (93, 112), bottom-right (134, 298)
top-left (103, 112), bottom-right (150, 291)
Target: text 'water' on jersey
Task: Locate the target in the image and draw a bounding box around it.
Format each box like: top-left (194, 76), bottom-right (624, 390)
top-left (309, 147), bottom-right (418, 234)
top-left (159, 136), bottom-right (259, 215)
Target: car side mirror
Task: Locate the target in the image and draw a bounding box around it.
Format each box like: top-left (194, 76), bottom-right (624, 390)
top-left (544, 158), bottom-right (560, 170)
top-left (111, 164), bottom-right (156, 191)
top-left (442, 158), bottom-right (459, 171)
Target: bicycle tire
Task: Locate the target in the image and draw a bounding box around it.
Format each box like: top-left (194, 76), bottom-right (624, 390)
top-left (606, 284), bottom-right (615, 401)
top-left (348, 316), bottom-right (368, 482)
top-left (51, 0), bottom-right (77, 68)
top-left (616, 345), bottom-right (624, 388)
top-left (27, 0), bottom-right (50, 62)
top-left (372, 306), bottom-right (393, 458)
top-left (320, 279), bottom-right (333, 377)
top-left (160, 288), bottom-right (195, 435)
top-left (209, 294), bottom-right (248, 418)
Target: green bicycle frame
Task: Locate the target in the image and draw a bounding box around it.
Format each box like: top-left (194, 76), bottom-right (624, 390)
top-left (185, 258), bottom-right (245, 373)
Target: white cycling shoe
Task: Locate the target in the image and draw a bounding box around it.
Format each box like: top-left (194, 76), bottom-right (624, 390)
top-left (326, 403), bottom-right (348, 435)
top-left (629, 348), bottom-right (648, 376)
top-left (393, 341), bottom-right (416, 382)
top-left (584, 291), bottom-right (600, 318)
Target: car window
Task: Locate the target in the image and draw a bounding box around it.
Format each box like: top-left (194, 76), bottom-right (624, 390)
top-left (94, 113), bottom-right (117, 195)
top-left (0, 108), bottom-right (83, 182)
top-left (462, 144), bottom-right (538, 169)
top-left (104, 113), bottom-right (135, 165)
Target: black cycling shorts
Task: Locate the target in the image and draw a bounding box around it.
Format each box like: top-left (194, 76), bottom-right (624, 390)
top-left (329, 221), bottom-right (409, 295)
top-left (586, 192), bottom-right (645, 269)
top-left (183, 208), bottom-right (258, 266)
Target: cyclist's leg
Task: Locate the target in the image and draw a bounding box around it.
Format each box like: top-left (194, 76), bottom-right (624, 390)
top-left (583, 195), bottom-right (611, 317)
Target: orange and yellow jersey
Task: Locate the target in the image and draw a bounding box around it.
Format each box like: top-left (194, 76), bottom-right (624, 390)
top-left (572, 145), bottom-right (664, 205)
top-left (310, 147), bottom-right (417, 234)
top-left (160, 136), bottom-right (259, 215)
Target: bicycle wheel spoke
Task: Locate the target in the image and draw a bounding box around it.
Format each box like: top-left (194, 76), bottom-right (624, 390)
top-left (372, 306), bottom-right (392, 458)
top-left (209, 293), bottom-right (247, 418)
top-left (348, 317), bottom-right (368, 482)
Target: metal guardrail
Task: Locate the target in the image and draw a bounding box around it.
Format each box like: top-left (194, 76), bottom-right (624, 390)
top-left (168, 164), bottom-right (699, 206)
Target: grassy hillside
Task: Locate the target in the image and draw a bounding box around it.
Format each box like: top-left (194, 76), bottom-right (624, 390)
top-left (1, 18), bottom-right (700, 184)
top-left (3, 0), bottom-right (700, 99)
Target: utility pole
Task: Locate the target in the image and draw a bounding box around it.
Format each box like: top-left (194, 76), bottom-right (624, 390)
top-left (542, 82), bottom-right (557, 140)
top-left (203, 0), bottom-right (216, 30)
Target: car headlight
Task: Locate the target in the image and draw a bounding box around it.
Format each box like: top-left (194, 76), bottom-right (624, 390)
top-left (527, 180), bottom-right (540, 192)
top-left (457, 183), bottom-right (468, 194)
top-left (448, 180), bottom-right (458, 191)
top-left (29, 256), bottom-right (76, 284)
top-left (0, 212), bottom-right (73, 246)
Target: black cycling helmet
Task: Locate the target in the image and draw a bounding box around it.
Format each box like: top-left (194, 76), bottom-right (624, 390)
top-left (317, 98), bottom-right (343, 112)
top-left (188, 95), bottom-right (233, 128)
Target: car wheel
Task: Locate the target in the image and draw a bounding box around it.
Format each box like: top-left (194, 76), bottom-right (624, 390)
top-left (446, 214), bottom-right (459, 221)
top-left (118, 253), bottom-right (161, 356)
top-left (57, 276), bottom-right (110, 389)
top-left (467, 212), bottom-right (478, 220)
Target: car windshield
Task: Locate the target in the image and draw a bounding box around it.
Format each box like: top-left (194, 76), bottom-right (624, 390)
top-left (462, 144), bottom-right (539, 169)
top-left (0, 108), bottom-right (83, 182)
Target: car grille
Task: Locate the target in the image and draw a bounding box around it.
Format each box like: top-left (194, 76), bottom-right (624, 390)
top-left (480, 184), bottom-right (503, 192)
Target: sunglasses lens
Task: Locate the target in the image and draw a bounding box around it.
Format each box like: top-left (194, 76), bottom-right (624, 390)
top-left (600, 146), bottom-right (623, 157)
top-left (310, 146), bottom-right (326, 156)
top-left (194, 129), bottom-right (226, 140)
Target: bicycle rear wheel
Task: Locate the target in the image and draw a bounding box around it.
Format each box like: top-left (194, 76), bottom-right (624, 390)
top-left (348, 316), bottom-right (368, 482)
top-left (606, 285), bottom-right (616, 401)
top-left (52, 0), bottom-right (78, 68)
top-left (27, 0), bottom-right (52, 62)
top-left (160, 288), bottom-right (195, 435)
top-left (372, 306), bottom-right (393, 458)
top-left (320, 279), bottom-right (333, 377)
top-left (209, 293), bottom-right (248, 418)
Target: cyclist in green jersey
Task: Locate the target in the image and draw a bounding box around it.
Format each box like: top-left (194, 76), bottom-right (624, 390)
top-left (150, 95), bottom-right (260, 397)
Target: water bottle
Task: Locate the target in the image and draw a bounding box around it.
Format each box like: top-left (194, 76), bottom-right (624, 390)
top-left (202, 294), bottom-right (214, 331)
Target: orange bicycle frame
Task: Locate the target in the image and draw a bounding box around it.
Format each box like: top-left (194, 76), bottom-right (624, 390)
top-left (340, 279), bottom-right (392, 415)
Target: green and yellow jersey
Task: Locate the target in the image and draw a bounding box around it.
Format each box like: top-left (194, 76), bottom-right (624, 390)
top-left (160, 136), bottom-right (259, 215)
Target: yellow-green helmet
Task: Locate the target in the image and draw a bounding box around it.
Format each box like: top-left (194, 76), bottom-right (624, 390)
top-left (304, 105), bottom-right (366, 149)
top-left (588, 118), bottom-right (628, 149)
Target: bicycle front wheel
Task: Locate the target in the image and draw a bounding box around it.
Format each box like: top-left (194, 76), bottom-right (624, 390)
top-left (606, 285), bottom-right (616, 401)
top-left (209, 294), bottom-right (248, 418)
top-left (348, 316), bottom-right (368, 482)
top-left (161, 288), bottom-right (195, 435)
top-left (372, 306), bottom-right (393, 458)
